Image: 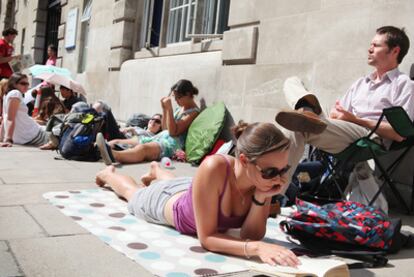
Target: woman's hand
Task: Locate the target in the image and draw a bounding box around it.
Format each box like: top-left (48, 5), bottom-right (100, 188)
top-left (160, 96), bottom-right (172, 110)
top-left (256, 242), bottom-right (300, 267)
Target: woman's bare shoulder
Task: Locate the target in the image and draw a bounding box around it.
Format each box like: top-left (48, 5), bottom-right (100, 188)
top-left (193, 155), bottom-right (234, 197)
top-left (199, 154), bottom-right (234, 170)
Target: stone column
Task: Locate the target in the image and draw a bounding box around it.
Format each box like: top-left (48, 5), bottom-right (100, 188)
top-left (109, 0), bottom-right (138, 70)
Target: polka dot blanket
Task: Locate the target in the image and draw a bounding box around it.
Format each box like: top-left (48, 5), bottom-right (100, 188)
top-left (43, 188), bottom-right (296, 277)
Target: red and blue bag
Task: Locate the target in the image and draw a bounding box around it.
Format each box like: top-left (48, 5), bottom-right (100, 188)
top-left (280, 199), bottom-right (407, 254)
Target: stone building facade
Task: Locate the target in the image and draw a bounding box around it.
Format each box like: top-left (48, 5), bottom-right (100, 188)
top-left (1, 0), bottom-right (413, 123)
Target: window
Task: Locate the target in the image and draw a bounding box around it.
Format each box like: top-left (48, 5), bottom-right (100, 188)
top-left (139, 0), bottom-right (229, 51)
top-left (139, 0), bottom-right (164, 48)
top-left (166, 0), bottom-right (196, 44)
top-left (201, 0), bottom-right (229, 35)
top-left (78, 0), bottom-right (92, 73)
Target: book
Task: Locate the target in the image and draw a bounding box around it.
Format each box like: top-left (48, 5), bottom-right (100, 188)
top-left (248, 256), bottom-right (350, 277)
top-left (9, 53), bottom-right (34, 73)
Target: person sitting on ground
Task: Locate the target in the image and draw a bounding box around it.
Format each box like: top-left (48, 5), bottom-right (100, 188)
top-left (107, 113), bottom-right (163, 149)
top-left (274, 26), bottom-right (414, 185)
top-left (95, 121), bottom-right (300, 267)
top-left (0, 73), bottom-right (57, 147)
top-left (96, 79), bottom-right (200, 165)
top-left (60, 85), bottom-right (83, 112)
top-left (32, 86), bottom-right (66, 125)
top-left (39, 100), bottom-right (126, 151)
top-left (34, 96), bottom-right (66, 126)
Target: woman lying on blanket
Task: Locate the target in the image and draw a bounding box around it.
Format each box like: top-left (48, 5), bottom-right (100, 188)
top-left (96, 79), bottom-right (200, 165)
top-left (95, 121), bottom-right (300, 267)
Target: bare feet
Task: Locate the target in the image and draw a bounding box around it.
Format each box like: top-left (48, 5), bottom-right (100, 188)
top-left (39, 141), bottom-right (57, 150)
top-left (95, 165), bottom-right (116, 186)
top-left (140, 161), bottom-right (160, 186)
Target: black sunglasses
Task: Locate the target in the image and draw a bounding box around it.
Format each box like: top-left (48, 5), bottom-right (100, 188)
top-left (18, 81), bottom-right (30, 86)
top-left (151, 118), bottom-right (161, 124)
top-left (253, 163), bottom-right (291, 179)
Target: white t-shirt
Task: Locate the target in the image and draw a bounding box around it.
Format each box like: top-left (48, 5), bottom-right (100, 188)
top-left (3, 90), bottom-right (40, 144)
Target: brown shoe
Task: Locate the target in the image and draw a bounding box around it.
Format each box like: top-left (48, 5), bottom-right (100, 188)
top-left (275, 109), bottom-right (327, 134)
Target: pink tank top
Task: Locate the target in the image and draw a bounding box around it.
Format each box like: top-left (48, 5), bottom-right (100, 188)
top-left (173, 155), bottom-right (246, 235)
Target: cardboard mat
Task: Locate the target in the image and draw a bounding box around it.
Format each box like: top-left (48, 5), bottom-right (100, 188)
top-left (43, 188), bottom-right (296, 277)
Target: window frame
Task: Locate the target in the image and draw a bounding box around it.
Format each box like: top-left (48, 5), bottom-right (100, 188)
top-left (136, 0), bottom-right (229, 57)
top-left (78, 0), bottom-right (92, 73)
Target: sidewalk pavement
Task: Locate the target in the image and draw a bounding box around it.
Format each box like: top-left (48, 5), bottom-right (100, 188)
top-left (1, 146), bottom-right (414, 277)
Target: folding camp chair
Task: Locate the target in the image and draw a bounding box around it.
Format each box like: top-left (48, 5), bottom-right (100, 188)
top-left (309, 106), bottom-right (414, 214)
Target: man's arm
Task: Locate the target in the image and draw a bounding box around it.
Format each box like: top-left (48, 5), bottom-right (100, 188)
top-left (331, 101), bottom-right (405, 142)
top-left (0, 55), bottom-right (15, 64)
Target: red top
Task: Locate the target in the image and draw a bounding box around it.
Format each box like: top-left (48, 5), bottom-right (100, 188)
top-left (0, 38), bottom-right (14, 78)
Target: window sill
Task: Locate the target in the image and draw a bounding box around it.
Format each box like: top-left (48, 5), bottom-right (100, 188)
top-left (134, 39), bottom-right (223, 59)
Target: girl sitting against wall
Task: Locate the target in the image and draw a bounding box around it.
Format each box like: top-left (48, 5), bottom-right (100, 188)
top-left (0, 73), bottom-right (57, 147)
top-left (96, 79), bottom-right (200, 165)
top-left (33, 86), bottom-right (66, 125)
top-left (95, 121), bottom-right (299, 267)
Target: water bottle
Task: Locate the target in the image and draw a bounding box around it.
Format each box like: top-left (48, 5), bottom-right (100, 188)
top-left (161, 157), bottom-right (174, 169)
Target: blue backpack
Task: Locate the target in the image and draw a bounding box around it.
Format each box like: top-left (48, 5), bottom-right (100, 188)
top-left (58, 110), bottom-right (104, 161)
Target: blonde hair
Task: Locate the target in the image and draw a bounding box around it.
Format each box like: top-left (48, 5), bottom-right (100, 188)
top-left (232, 121), bottom-right (290, 161)
top-left (0, 78), bottom-right (8, 99)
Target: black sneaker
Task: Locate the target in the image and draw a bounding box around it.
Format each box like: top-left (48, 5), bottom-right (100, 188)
top-left (96, 133), bottom-right (115, 165)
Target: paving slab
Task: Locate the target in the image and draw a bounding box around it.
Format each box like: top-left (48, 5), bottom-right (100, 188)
top-left (25, 204), bottom-right (89, 237)
top-left (0, 168), bottom-right (97, 184)
top-left (0, 206), bottom-right (45, 240)
top-left (2, 145), bottom-right (414, 276)
top-left (0, 151), bottom-right (76, 171)
top-left (0, 241), bottom-right (22, 277)
top-left (0, 183), bottom-right (96, 206)
top-left (9, 235), bottom-right (153, 277)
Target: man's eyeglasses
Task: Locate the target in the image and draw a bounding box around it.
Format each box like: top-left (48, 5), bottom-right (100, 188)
top-left (253, 163), bottom-right (291, 179)
top-left (151, 118), bottom-right (161, 124)
top-left (18, 81), bottom-right (30, 86)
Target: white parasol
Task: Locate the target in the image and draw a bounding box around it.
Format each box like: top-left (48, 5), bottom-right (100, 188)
top-left (36, 72), bottom-right (86, 95)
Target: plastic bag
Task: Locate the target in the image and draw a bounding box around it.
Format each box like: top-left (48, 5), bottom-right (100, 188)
top-left (345, 162), bottom-right (388, 214)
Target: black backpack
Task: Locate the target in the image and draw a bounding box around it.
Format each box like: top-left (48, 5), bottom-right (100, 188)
top-left (125, 113), bottom-right (151, 128)
top-left (58, 110), bottom-right (104, 161)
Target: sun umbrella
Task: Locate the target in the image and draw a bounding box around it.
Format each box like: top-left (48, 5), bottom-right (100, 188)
top-left (36, 72), bottom-right (86, 95)
top-left (29, 64), bottom-right (72, 78)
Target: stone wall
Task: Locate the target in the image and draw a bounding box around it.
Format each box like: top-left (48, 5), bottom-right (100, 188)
top-left (2, 0), bottom-right (414, 122)
top-left (117, 0), bottom-right (414, 123)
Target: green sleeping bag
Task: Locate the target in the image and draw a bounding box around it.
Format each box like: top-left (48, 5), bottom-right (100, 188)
top-left (185, 102), bottom-right (226, 164)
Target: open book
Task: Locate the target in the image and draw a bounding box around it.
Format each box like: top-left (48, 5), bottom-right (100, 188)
top-left (248, 256), bottom-right (349, 277)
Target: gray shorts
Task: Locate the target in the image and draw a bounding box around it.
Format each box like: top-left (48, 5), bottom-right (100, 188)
top-left (127, 177), bottom-right (192, 225)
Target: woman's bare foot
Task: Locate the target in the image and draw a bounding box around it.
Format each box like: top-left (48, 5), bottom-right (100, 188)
top-left (95, 165), bottom-right (116, 186)
top-left (140, 161), bottom-right (160, 186)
